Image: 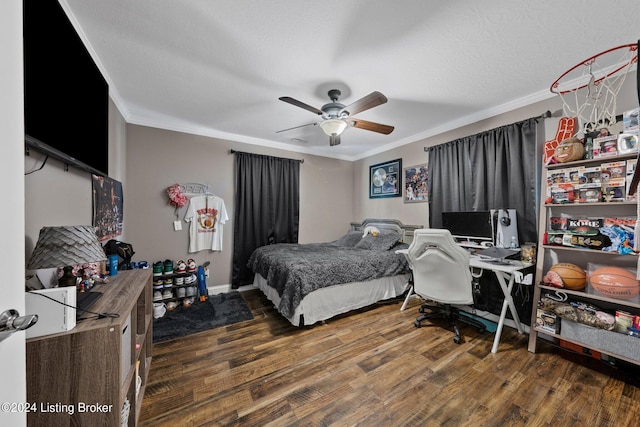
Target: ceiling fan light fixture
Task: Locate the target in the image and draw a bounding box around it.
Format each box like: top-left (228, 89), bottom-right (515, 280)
top-left (278, 90), bottom-right (391, 144)
top-left (320, 119), bottom-right (348, 136)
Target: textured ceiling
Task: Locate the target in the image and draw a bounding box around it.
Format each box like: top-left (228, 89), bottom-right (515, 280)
top-left (62, 0), bottom-right (638, 160)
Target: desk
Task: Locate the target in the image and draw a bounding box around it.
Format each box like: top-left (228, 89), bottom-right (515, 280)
top-left (469, 256), bottom-right (533, 353)
top-left (398, 248), bottom-right (533, 353)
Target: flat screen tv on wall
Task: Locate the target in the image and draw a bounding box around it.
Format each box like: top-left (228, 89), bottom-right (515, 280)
top-left (23, 0), bottom-right (109, 176)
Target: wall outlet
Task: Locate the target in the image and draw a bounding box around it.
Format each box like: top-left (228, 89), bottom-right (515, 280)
top-left (173, 220), bottom-right (182, 231)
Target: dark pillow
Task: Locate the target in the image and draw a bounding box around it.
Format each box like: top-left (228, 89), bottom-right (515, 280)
top-left (332, 231), bottom-right (363, 247)
top-left (355, 232), bottom-right (401, 251)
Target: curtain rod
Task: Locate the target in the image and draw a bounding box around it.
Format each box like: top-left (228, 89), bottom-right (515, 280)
top-left (540, 110), bottom-right (625, 125)
top-left (423, 113), bottom-right (552, 152)
top-left (229, 149), bottom-right (304, 163)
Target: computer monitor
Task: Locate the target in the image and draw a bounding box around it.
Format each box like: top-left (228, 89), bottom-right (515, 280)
top-left (442, 211), bottom-right (493, 242)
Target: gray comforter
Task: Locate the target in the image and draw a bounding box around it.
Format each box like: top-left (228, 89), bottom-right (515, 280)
top-left (247, 239), bottom-right (409, 319)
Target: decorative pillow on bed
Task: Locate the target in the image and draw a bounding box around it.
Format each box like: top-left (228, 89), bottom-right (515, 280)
top-left (354, 232), bottom-right (401, 251)
top-left (332, 231), bottom-right (364, 247)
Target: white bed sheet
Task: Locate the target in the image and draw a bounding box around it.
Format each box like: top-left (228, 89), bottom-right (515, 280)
top-left (254, 272), bottom-right (410, 326)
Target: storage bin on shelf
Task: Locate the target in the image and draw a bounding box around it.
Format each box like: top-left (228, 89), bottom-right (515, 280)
top-left (561, 319), bottom-right (640, 363)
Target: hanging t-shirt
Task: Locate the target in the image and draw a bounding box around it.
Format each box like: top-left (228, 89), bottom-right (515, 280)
top-left (184, 195), bottom-right (229, 253)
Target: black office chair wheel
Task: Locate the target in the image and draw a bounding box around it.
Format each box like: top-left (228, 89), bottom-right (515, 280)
top-left (452, 325), bottom-right (463, 344)
top-left (414, 320), bottom-right (422, 328)
top-left (418, 306), bottom-right (426, 314)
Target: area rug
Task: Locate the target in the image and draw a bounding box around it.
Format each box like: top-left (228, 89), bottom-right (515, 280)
top-left (153, 291), bottom-right (254, 343)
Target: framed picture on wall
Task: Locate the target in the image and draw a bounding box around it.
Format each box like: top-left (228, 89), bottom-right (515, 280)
top-left (92, 174), bottom-right (124, 242)
top-left (369, 158), bottom-right (402, 198)
top-left (403, 164), bottom-right (428, 203)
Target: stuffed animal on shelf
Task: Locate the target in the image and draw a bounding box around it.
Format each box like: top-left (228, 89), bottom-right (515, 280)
top-left (553, 136), bottom-right (585, 163)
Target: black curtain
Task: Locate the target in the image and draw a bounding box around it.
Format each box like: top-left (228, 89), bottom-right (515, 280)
top-left (428, 117), bottom-right (539, 244)
top-left (231, 152), bottom-right (300, 288)
top-left (427, 117), bottom-right (540, 324)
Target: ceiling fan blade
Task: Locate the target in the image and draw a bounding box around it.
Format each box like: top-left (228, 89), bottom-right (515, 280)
top-left (329, 135), bottom-right (341, 146)
top-left (276, 122), bottom-right (318, 133)
top-left (279, 96), bottom-right (323, 115)
top-left (349, 118), bottom-right (394, 135)
top-left (340, 91), bottom-right (388, 116)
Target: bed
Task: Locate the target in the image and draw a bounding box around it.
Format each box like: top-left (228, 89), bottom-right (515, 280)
top-left (248, 219), bottom-right (420, 326)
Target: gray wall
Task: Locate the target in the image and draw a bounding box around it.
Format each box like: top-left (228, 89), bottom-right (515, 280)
top-left (353, 96), bottom-right (565, 226)
top-left (354, 79), bottom-right (640, 225)
top-left (24, 97), bottom-right (127, 257)
top-left (123, 124), bottom-right (354, 287)
top-left (24, 77), bottom-right (639, 288)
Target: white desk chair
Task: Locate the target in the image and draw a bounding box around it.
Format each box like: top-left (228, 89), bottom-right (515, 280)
top-left (407, 229), bottom-right (486, 344)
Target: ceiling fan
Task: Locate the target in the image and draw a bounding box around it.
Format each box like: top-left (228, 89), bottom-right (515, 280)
top-left (277, 89), bottom-right (394, 146)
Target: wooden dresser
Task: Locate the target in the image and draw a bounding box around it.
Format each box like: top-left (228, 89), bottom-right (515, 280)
top-left (26, 269), bottom-right (152, 427)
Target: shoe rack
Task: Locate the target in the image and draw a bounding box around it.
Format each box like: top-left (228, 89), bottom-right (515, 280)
top-left (152, 260), bottom-right (199, 310)
top-left (26, 269), bottom-right (152, 427)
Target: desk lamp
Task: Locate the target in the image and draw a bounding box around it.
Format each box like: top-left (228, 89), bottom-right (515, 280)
top-left (27, 226), bottom-right (106, 288)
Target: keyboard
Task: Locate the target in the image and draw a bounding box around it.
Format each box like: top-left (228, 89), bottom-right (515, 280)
top-left (76, 291), bottom-right (103, 317)
top-left (475, 246), bottom-right (519, 259)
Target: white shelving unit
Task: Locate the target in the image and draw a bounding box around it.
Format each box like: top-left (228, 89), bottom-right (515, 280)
top-left (527, 152), bottom-right (640, 366)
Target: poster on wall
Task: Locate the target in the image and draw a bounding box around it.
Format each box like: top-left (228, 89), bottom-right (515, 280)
top-left (92, 175), bottom-right (124, 241)
top-left (403, 164), bottom-right (428, 203)
top-left (369, 158), bottom-right (402, 198)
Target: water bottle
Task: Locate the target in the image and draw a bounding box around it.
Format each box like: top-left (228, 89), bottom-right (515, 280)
top-left (108, 255), bottom-right (118, 276)
top-left (584, 137), bottom-right (593, 159)
top-left (510, 236), bottom-right (518, 249)
top-left (197, 265), bottom-right (208, 301)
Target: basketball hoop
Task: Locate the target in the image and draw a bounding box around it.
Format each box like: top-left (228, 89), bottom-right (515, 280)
top-left (551, 43), bottom-right (638, 137)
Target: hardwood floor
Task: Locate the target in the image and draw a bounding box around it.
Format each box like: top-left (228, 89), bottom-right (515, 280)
top-left (140, 290), bottom-right (640, 426)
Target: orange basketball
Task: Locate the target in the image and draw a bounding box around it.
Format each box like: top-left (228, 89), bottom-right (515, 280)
top-left (548, 263), bottom-right (587, 290)
top-left (589, 266), bottom-right (640, 300)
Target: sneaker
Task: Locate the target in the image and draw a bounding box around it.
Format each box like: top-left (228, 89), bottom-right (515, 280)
top-left (153, 261), bottom-right (163, 276)
top-left (153, 302), bottom-right (166, 319)
top-left (162, 289), bottom-right (173, 300)
top-left (174, 276), bottom-right (184, 286)
top-left (176, 259), bottom-right (187, 274)
top-left (182, 297), bottom-right (194, 308)
top-left (164, 278), bottom-right (173, 288)
top-left (163, 259), bottom-right (174, 275)
top-left (187, 258), bottom-right (197, 273)
top-left (138, 261), bottom-right (149, 269)
top-left (185, 274), bottom-right (197, 285)
top-left (153, 291), bottom-right (162, 302)
top-left (186, 286), bottom-right (197, 297)
top-left (176, 287), bottom-right (186, 298)
top-left (153, 279), bottom-right (164, 290)
top-left (166, 300), bottom-right (180, 311)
